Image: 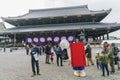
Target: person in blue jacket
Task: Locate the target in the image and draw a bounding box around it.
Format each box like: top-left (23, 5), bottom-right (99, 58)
top-left (54, 43), bottom-right (63, 66)
top-left (30, 41), bottom-right (41, 77)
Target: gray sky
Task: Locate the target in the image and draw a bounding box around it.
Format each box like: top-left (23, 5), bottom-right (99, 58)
top-left (0, 0), bottom-right (120, 37)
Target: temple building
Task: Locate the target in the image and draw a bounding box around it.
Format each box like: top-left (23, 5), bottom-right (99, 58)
top-left (1, 5), bottom-right (120, 45)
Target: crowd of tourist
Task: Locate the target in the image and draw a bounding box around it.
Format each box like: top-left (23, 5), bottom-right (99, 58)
top-left (25, 39), bottom-right (120, 77)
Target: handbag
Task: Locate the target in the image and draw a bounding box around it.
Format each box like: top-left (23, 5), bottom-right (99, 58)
top-left (62, 49), bottom-right (69, 60)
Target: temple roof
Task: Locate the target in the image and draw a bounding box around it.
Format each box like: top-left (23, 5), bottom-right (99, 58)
top-left (2, 5), bottom-right (111, 19)
top-left (2, 5), bottom-right (112, 26)
top-left (1, 23), bottom-right (120, 37)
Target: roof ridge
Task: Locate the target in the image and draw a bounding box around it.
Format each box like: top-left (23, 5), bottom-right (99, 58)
top-left (29, 5), bottom-right (88, 13)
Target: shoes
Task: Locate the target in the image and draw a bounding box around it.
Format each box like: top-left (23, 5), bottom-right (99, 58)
top-left (80, 71), bottom-right (86, 77)
top-left (110, 71), bottom-right (115, 74)
top-left (101, 75), bottom-right (105, 77)
top-left (46, 62), bottom-right (51, 64)
top-left (74, 71), bottom-right (80, 77)
top-left (31, 74), bottom-right (36, 77)
top-left (37, 73), bottom-right (41, 75)
top-left (101, 74), bottom-right (105, 77)
top-left (31, 73), bottom-right (41, 77)
top-left (61, 65), bottom-right (64, 67)
top-left (101, 74), bottom-right (109, 77)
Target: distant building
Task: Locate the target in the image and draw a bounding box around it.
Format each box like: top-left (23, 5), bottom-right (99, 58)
top-left (1, 5), bottom-right (120, 45)
top-left (0, 22), bottom-right (6, 30)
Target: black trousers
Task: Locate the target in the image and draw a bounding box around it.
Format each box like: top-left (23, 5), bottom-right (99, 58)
top-left (96, 61), bottom-right (101, 69)
top-left (62, 49), bottom-right (69, 60)
top-left (31, 58), bottom-right (39, 74)
top-left (101, 64), bottom-right (109, 76)
top-left (46, 54), bottom-right (50, 63)
top-left (51, 58), bottom-right (53, 62)
top-left (56, 54), bottom-right (63, 66)
top-left (26, 50), bottom-right (29, 55)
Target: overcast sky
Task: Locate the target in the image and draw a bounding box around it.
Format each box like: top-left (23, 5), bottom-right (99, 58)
top-left (0, 0), bottom-right (120, 37)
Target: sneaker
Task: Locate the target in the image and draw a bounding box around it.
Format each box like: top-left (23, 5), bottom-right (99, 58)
top-left (101, 75), bottom-right (105, 77)
top-left (110, 71), bottom-right (115, 74)
top-left (74, 71), bottom-right (80, 77)
top-left (37, 73), bottom-right (41, 75)
top-left (31, 74), bottom-right (36, 77)
top-left (47, 62), bottom-right (51, 64)
top-left (61, 65), bottom-right (64, 67)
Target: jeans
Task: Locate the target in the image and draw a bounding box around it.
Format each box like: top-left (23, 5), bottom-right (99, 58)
top-left (56, 54), bottom-right (63, 66)
top-left (96, 61), bottom-right (101, 69)
top-left (101, 64), bottom-right (109, 76)
top-left (117, 60), bottom-right (120, 70)
top-left (46, 54), bottom-right (50, 63)
top-left (31, 58), bottom-right (39, 74)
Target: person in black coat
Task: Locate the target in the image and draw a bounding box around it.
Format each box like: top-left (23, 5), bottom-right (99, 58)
top-left (30, 41), bottom-right (41, 77)
top-left (86, 44), bottom-right (94, 66)
top-left (45, 41), bottom-right (52, 64)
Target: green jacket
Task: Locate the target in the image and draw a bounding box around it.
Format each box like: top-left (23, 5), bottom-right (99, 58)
top-left (108, 46), bottom-right (115, 59)
top-left (100, 54), bottom-right (109, 64)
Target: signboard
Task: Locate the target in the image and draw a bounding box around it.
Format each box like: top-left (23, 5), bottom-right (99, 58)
top-left (26, 34), bottom-right (75, 45)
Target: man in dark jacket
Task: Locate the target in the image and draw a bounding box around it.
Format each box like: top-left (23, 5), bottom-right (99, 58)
top-left (30, 41), bottom-right (41, 77)
top-left (45, 41), bottom-right (52, 64)
top-left (86, 44), bottom-right (94, 66)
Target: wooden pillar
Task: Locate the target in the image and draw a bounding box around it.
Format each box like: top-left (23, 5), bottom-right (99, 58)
top-left (96, 37), bottom-right (98, 40)
top-left (4, 34), bottom-right (6, 52)
top-left (107, 33), bottom-right (109, 40)
top-left (99, 36), bottom-right (101, 40)
top-left (85, 36), bottom-right (88, 42)
top-left (13, 33), bottom-right (16, 47)
top-left (93, 36), bottom-right (95, 41)
top-left (102, 35), bottom-right (105, 40)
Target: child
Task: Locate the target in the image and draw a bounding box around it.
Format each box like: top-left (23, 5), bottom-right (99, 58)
top-left (25, 45), bottom-right (30, 55)
top-left (100, 51), bottom-right (109, 77)
top-left (50, 52), bottom-right (54, 63)
top-left (95, 52), bottom-right (101, 69)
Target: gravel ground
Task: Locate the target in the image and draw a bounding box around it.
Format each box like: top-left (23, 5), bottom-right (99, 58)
top-left (0, 46), bottom-right (120, 80)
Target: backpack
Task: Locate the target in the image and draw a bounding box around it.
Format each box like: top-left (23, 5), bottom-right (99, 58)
top-left (54, 46), bottom-right (62, 54)
top-left (114, 47), bottom-right (119, 56)
top-left (45, 45), bottom-right (51, 54)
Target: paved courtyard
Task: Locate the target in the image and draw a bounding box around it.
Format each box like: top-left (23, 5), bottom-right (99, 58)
top-left (0, 47), bottom-right (120, 80)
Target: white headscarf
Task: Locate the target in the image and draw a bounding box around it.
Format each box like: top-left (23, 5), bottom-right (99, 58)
top-left (60, 38), bottom-right (70, 49)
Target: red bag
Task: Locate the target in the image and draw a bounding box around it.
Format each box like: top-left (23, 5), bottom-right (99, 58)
top-left (70, 42), bottom-right (86, 67)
